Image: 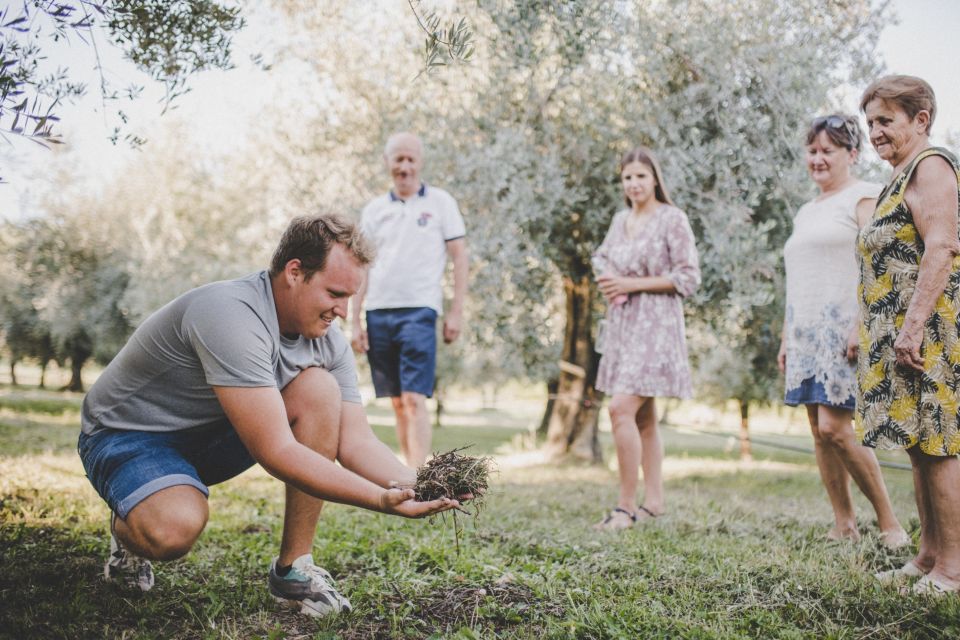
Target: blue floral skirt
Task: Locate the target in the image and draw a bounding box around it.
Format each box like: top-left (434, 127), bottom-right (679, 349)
top-left (784, 376), bottom-right (855, 411)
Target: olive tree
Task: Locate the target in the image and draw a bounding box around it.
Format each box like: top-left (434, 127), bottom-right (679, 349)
top-left (0, 1), bottom-right (244, 152)
top-left (0, 207), bottom-right (132, 391)
top-left (259, 0), bottom-right (887, 462)
top-left (0, 223), bottom-right (55, 385)
top-left (417, 0), bottom-right (885, 460)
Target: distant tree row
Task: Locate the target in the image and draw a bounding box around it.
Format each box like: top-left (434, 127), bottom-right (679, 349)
top-left (1, 209), bottom-right (128, 390)
top-left (0, 129), bottom-right (282, 390)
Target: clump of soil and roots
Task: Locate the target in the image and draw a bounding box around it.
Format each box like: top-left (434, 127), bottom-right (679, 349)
top-left (413, 447), bottom-right (495, 553)
top-left (414, 446), bottom-right (494, 511)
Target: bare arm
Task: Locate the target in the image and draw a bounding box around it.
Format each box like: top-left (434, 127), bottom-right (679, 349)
top-left (349, 275), bottom-right (369, 353)
top-left (212, 385), bottom-right (454, 517)
top-left (845, 196), bottom-right (878, 361)
top-left (337, 401), bottom-right (417, 487)
top-left (855, 196), bottom-right (877, 228)
top-left (597, 275), bottom-right (677, 299)
top-left (896, 157), bottom-right (960, 372)
top-left (778, 316), bottom-right (787, 374)
top-left (443, 237), bottom-right (469, 344)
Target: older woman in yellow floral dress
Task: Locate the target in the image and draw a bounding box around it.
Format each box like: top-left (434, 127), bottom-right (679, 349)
top-left (857, 75), bottom-right (960, 595)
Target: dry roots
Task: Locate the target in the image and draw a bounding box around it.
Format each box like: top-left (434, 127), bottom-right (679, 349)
top-left (413, 446), bottom-right (494, 511)
top-left (412, 447), bottom-right (495, 554)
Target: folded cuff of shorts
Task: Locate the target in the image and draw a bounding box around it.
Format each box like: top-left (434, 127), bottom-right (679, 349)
top-left (115, 474), bottom-right (210, 519)
top-left (401, 386), bottom-right (434, 398)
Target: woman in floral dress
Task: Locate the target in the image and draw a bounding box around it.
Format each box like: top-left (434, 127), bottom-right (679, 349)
top-left (858, 76), bottom-right (960, 594)
top-left (591, 147), bottom-right (700, 530)
top-left (779, 114), bottom-right (907, 547)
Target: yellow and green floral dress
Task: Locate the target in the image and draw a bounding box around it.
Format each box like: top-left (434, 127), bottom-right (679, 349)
top-left (856, 147), bottom-right (960, 455)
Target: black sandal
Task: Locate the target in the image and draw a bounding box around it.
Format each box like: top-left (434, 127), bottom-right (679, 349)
top-left (593, 507), bottom-right (637, 530)
top-left (636, 505), bottom-right (661, 519)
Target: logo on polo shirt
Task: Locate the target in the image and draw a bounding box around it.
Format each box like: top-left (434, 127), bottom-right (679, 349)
top-left (417, 212), bottom-right (433, 227)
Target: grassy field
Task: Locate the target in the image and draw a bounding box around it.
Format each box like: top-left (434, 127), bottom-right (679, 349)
top-left (1, 381), bottom-right (958, 639)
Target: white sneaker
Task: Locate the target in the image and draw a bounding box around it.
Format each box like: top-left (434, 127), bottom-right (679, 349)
top-left (268, 554), bottom-right (351, 617)
top-left (104, 515), bottom-right (155, 592)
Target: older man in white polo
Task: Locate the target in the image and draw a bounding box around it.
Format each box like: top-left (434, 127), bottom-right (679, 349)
top-left (350, 132), bottom-right (469, 466)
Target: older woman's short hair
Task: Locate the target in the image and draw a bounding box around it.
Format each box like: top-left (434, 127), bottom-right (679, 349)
top-left (806, 115), bottom-right (863, 153)
top-left (860, 75), bottom-right (937, 135)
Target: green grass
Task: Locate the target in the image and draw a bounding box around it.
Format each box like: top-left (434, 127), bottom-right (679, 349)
top-left (0, 386), bottom-right (956, 639)
top-left (0, 388), bottom-right (83, 415)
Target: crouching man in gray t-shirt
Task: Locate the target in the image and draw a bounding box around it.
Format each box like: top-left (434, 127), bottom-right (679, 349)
top-left (78, 214), bottom-right (461, 617)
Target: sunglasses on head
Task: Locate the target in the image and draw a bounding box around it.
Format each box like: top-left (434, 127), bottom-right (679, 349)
top-left (812, 115), bottom-right (856, 140)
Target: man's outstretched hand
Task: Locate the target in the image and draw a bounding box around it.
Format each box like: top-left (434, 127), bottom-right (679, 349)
top-left (378, 485), bottom-right (461, 518)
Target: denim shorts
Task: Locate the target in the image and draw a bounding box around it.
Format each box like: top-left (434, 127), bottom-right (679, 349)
top-left (366, 307), bottom-right (437, 398)
top-left (77, 419), bottom-right (256, 519)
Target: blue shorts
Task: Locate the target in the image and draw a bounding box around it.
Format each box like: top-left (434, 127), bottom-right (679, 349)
top-left (366, 307), bottom-right (437, 398)
top-left (77, 419), bottom-right (256, 519)
top-left (784, 376), bottom-right (855, 411)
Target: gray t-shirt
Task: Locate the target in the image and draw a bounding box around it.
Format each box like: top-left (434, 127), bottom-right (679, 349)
top-left (81, 271), bottom-right (361, 435)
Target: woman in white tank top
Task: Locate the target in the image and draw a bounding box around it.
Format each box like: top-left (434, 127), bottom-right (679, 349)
top-left (778, 114), bottom-right (908, 548)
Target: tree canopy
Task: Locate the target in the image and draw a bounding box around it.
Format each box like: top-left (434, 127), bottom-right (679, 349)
top-left (2, 0), bottom-right (889, 418)
top-left (0, 0), bottom-right (244, 154)
top-left (0, 0), bottom-right (471, 176)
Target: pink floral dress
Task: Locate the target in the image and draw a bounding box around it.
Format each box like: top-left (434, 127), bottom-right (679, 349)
top-left (594, 205), bottom-right (701, 398)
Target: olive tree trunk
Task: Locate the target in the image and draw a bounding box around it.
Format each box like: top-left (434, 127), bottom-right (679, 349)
top-left (543, 275), bottom-right (602, 462)
top-left (536, 377), bottom-right (560, 437)
top-left (738, 398), bottom-right (753, 462)
top-left (63, 338), bottom-right (92, 393)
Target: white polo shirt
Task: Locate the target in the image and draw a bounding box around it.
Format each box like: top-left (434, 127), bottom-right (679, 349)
top-left (360, 183), bottom-right (465, 314)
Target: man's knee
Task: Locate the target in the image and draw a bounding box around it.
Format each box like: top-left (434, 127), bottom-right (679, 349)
top-left (127, 490), bottom-right (208, 561)
top-left (283, 367), bottom-right (342, 459)
top-left (283, 367), bottom-right (342, 425)
top-left (400, 391), bottom-right (426, 415)
top-left (140, 514), bottom-right (206, 561)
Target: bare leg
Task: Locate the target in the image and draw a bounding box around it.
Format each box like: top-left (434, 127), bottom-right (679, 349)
top-left (399, 391), bottom-right (431, 467)
top-left (390, 396), bottom-right (409, 463)
top-left (906, 447), bottom-right (937, 572)
top-left (608, 394), bottom-right (646, 513)
top-left (906, 447), bottom-right (960, 584)
top-left (636, 398), bottom-right (664, 517)
top-left (806, 405), bottom-right (858, 539)
top-left (919, 452), bottom-right (960, 586)
top-left (115, 485), bottom-right (208, 561)
top-left (277, 368), bottom-right (343, 566)
top-left (115, 367), bottom-right (342, 568)
top-left (816, 405), bottom-right (907, 543)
